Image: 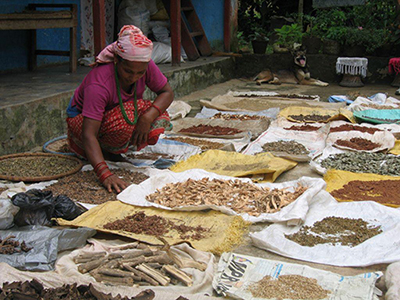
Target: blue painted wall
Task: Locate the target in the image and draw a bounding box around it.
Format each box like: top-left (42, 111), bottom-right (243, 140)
top-left (0, 0), bottom-right (81, 73)
top-left (192, 0), bottom-right (224, 50)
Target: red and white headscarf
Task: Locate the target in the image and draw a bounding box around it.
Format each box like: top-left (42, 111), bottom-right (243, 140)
top-left (95, 25), bottom-right (153, 64)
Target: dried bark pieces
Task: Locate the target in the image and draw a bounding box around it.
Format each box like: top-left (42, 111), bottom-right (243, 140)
top-left (211, 113), bottom-right (266, 121)
top-left (146, 178), bottom-right (307, 216)
top-left (0, 235), bottom-right (32, 254)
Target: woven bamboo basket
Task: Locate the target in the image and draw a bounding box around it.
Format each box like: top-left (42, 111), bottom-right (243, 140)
top-left (0, 153), bottom-right (83, 182)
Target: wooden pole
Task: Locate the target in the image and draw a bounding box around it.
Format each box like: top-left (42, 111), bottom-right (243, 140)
top-left (93, 0), bottom-right (106, 56)
top-left (171, 0), bottom-right (181, 66)
top-left (298, 0), bottom-right (304, 26)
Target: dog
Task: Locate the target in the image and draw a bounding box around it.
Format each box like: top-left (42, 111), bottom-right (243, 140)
top-left (253, 47), bottom-right (329, 86)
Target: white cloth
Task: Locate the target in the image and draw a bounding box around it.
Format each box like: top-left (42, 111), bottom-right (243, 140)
top-left (336, 57), bottom-right (368, 77)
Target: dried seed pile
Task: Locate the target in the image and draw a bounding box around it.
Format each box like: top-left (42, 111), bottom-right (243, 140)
top-left (0, 279), bottom-right (154, 299)
top-left (0, 156), bottom-right (79, 178)
top-left (0, 235), bottom-right (32, 254)
top-left (321, 152), bottom-right (400, 175)
top-left (165, 137), bottom-right (225, 151)
top-left (330, 124), bottom-right (381, 134)
top-left (46, 170), bottom-right (149, 204)
top-left (127, 152), bottom-right (175, 160)
top-left (335, 137), bottom-right (381, 151)
top-left (262, 140), bottom-right (309, 155)
top-left (179, 125), bottom-right (242, 135)
top-left (359, 116), bottom-right (400, 123)
top-left (285, 124), bottom-right (321, 131)
top-left (330, 179), bottom-right (400, 205)
top-left (146, 178), bottom-right (307, 216)
top-left (285, 216), bottom-right (382, 247)
top-left (75, 241), bottom-right (206, 287)
top-left (288, 114), bottom-right (331, 122)
top-left (0, 187), bottom-right (7, 194)
top-left (103, 211), bottom-right (208, 240)
top-left (248, 275), bottom-right (329, 300)
top-left (360, 104), bottom-right (400, 110)
top-left (211, 112), bottom-right (265, 121)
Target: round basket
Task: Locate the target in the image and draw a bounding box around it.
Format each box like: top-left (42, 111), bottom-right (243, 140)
top-left (43, 135), bottom-right (76, 156)
top-left (0, 153), bottom-right (83, 182)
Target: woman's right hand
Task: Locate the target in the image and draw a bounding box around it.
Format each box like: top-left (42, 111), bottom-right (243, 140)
top-left (102, 174), bottom-right (129, 193)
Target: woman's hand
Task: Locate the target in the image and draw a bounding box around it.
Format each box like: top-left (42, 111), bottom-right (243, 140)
top-left (102, 173), bottom-right (129, 193)
top-left (131, 113), bottom-right (152, 147)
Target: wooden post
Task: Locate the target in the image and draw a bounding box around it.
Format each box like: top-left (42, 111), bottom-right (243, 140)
top-left (298, 0), bottom-right (304, 26)
top-left (224, 0), bottom-right (231, 52)
top-left (171, 0), bottom-right (181, 66)
top-left (93, 0), bottom-right (106, 56)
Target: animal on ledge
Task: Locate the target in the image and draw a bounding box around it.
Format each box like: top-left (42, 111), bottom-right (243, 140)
top-left (254, 47), bottom-right (329, 87)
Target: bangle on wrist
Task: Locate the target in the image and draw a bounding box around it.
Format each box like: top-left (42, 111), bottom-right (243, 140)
top-left (94, 161), bottom-right (107, 173)
top-left (95, 165), bottom-right (109, 177)
top-left (151, 103), bottom-right (163, 116)
top-left (99, 170), bottom-right (113, 183)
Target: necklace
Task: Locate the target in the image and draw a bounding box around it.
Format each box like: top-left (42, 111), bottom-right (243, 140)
top-left (114, 64), bottom-right (138, 125)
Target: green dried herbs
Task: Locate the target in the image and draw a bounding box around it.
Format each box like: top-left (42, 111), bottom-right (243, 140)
top-left (262, 140), bottom-right (309, 155)
top-left (0, 156), bottom-right (79, 178)
top-left (285, 216), bottom-right (382, 247)
top-left (320, 152), bottom-right (400, 176)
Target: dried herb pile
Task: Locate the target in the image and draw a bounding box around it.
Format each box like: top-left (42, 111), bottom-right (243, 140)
top-left (262, 140), bottom-right (309, 155)
top-left (146, 178), bottom-right (307, 216)
top-left (0, 235), bottom-right (32, 254)
top-left (321, 152), bottom-right (400, 175)
top-left (335, 137), bottom-right (381, 151)
top-left (0, 279), bottom-right (155, 299)
top-left (288, 114), bottom-right (331, 122)
top-left (126, 152), bottom-right (174, 160)
top-left (330, 179), bottom-right (400, 205)
top-left (211, 113), bottom-right (265, 121)
top-left (285, 216), bottom-right (382, 247)
top-left (165, 137), bottom-right (225, 151)
top-left (46, 170), bottom-right (149, 204)
top-left (103, 211), bottom-right (208, 240)
top-left (285, 125), bottom-right (321, 131)
top-left (0, 156), bottom-right (79, 178)
top-left (248, 275), bottom-right (329, 299)
top-left (179, 125), bottom-right (242, 135)
top-left (330, 124), bottom-right (381, 134)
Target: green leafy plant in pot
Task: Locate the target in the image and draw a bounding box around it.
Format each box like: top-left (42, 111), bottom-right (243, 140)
top-left (273, 23), bottom-right (303, 53)
top-left (249, 26), bottom-right (269, 54)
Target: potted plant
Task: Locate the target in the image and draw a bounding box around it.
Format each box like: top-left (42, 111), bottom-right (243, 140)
top-left (273, 23), bottom-right (303, 53)
top-left (249, 26), bottom-right (269, 54)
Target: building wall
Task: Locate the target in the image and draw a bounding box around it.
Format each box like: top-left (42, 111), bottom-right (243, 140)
top-left (0, 0), bottom-right (81, 73)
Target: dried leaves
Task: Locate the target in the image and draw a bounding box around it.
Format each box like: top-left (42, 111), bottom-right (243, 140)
top-left (146, 178), bottom-right (307, 216)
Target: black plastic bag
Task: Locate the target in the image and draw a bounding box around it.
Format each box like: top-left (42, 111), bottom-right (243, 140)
top-left (11, 189), bottom-right (85, 226)
top-left (11, 189), bottom-right (55, 226)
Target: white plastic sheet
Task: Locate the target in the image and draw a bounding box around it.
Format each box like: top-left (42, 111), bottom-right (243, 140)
top-left (385, 261), bottom-right (400, 300)
top-left (347, 95), bottom-right (400, 112)
top-left (117, 169), bottom-right (326, 224)
top-left (167, 100), bottom-right (191, 120)
top-left (251, 190), bottom-right (400, 267)
top-left (309, 145), bottom-right (346, 175)
top-left (213, 252), bottom-right (382, 300)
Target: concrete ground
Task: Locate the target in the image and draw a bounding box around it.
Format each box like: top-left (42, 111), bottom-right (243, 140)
top-left (177, 78), bottom-right (398, 296)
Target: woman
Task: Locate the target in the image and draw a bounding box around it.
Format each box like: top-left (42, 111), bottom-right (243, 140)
top-left (66, 25), bottom-right (173, 193)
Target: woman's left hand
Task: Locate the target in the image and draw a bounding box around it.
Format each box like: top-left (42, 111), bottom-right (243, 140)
top-left (131, 113), bottom-right (152, 147)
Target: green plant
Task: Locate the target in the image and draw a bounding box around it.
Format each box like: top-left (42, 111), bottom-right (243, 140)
top-left (249, 25), bottom-right (269, 42)
top-left (344, 27), bottom-right (390, 53)
top-left (274, 24), bottom-right (303, 48)
top-left (324, 26), bottom-right (347, 42)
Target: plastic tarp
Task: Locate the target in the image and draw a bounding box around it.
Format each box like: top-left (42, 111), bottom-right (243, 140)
top-left (324, 169), bottom-right (400, 207)
top-left (0, 199), bottom-right (19, 229)
top-left (326, 129), bottom-right (395, 153)
top-left (169, 150), bottom-right (297, 183)
top-left (242, 118), bottom-right (329, 160)
top-left (212, 252), bottom-right (382, 300)
top-left (167, 100), bottom-right (191, 120)
top-left (124, 138), bottom-right (201, 169)
top-left (195, 106), bottom-right (279, 120)
top-left (328, 95), bottom-right (354, 104)
top-left (200, 91), bottom-right (346, 113)
top-left (347, 95), bottom-right (400, 112)
top-left (354, 109), bottom-right (400, 124)
top-left (117, 168), bottom-right (326, 224)
top-left (57, 200), bottom-right (249, 255)
top-left (162, 133), bottom-right (251, 153)
top-left (250, 190), bottom-right (400, 267)
top-left (170, 118), bottom-right (270, 140)
top-left (0, 225), bottom-right (96, 271)
top-left (390, 139), bottom-right (400, 155)
top-left (0, 239), bottom-right (220, 300)
top-left (279, 106), bottom-right (356, 123)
